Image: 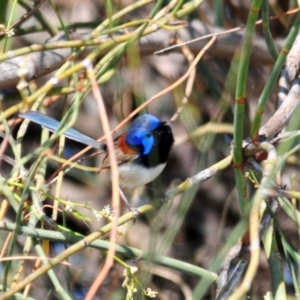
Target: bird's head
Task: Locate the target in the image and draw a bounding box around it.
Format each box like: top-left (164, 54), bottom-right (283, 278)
top-left (126, 114), bottom-right (174, 157)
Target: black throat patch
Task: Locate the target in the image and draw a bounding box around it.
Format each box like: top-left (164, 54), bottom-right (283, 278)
top-left (134, 122), bottom-right (174, 168)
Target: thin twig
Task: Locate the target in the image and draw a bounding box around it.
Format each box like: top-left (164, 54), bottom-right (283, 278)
top-left (83, 60), bottom-right (120, 300)
top-left (0, 0), bottom-right (47, 38)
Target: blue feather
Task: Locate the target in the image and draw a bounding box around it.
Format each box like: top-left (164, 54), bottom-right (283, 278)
top-left (126, 114), bottom-right (160, 155)
top-left (19, 111), bottom-right (106, 150)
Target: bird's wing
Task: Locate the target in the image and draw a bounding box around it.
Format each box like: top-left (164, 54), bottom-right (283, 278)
top-left (101, 133), bottom-right (138, 169)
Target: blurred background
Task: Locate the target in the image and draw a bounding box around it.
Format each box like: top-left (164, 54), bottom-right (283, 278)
top-left (0, 0), bottom-right (299, 299)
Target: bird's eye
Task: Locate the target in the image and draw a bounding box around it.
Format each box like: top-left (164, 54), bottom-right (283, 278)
top-left (146, 133), bottom-right (151, 138)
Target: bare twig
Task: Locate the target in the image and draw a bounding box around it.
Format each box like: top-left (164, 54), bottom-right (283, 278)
top-left (0, 0), bottom-right (47, 38)
top-left (277, 30), bottom-right (300, 108)
top-left (170, 37), bottom-right (196, 123)
top-left (83, 60), bottom-right (120, 299)
top-left (259, 78), bottom-right (300, 139)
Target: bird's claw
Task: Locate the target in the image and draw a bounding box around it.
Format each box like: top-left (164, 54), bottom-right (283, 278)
top-left (127, 206), bottom-right (140, 223)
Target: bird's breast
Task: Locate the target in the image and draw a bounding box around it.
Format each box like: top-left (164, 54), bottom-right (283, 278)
top-left (118, 161), bottom-right (166, 189)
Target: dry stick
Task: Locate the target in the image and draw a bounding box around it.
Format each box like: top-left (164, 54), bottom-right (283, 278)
top-left (0, 0), bottom-right (47, 38)
top-left (0, 32), bottom-right (80, 89)
top-left (277, 30), bottom-right (300, 108)
top-left (170, 37), bottom-right (196, 123)
top-left (0, 232), bottom-right (13, 259)
top-left (83, 60), bottom-right (120, 300)
top-left (259, 77), bottom-right (300, 139)
top-left (155, 8), bottom-right (300, 54)
top-left (258, 29), bottom-right (300, 139)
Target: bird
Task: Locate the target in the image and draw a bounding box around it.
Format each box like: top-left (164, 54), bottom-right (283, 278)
top-left (19, 110), bottom-right (174, 211)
